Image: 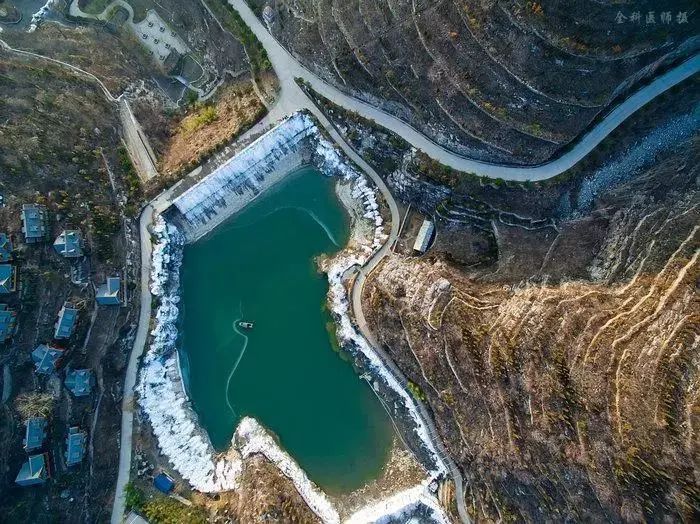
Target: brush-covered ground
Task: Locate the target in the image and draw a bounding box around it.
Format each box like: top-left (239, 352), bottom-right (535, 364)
top-left (132, 80), bottom-right (266, 178)
top-left (3, 0), bottom-right (276, 189)
top-left (0, 51), bottom-right (139, 523)
top-left (252, 0), bottom-right (697, 164)
top-left (363, 122), bottom-right (700, 521)
top-left (0, 45), bottom-right (304, 524)
top-left (130, 423), bottom-right (321, 524)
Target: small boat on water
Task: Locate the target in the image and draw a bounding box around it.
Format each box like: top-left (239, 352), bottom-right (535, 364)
top-left (238, 321), bottom-right (254, 330)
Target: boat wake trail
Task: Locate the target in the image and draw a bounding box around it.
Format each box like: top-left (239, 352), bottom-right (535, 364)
top-left (302, 208), bottom-right (340, 247)
top-left (225, 304), bottom-right (249, 418)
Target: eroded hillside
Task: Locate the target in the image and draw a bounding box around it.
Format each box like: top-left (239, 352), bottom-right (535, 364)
top-left (363, 139), bottom-right (699, 520)
top-left (253, 0), bottom-right (697, 163)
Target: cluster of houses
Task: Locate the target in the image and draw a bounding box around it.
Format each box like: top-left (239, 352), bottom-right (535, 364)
top-left (1, 204), bottom-right (123, 487)
top-left (15, 418), bottom-right (87, 486)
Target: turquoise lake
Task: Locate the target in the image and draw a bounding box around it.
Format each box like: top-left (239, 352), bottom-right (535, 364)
top-left (177, 167), bottom-right (394, 494)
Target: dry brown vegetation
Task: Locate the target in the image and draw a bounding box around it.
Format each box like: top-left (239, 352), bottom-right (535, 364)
top-left (14, 393), bottom-right (54, 421)
top-left (364, 142), bottom-right (700, 521)
top-left (253, 0), bottom-right (697, 164)
top-left (158, 83), bottom-right (265, 175)
top-left (190, 455), bottom-right (320, 523)
top-left (2, 23), bottom-right (154, 94)
top-left (0, 53), bottom-right (137, 522)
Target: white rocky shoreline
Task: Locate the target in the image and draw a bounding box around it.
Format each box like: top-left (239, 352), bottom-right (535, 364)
top-left (136, 112), bottom-right (451, 523)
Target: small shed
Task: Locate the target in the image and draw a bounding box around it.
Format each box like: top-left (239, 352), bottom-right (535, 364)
top-left (54, 302), bottom-right (78, 340)
top-left (0, 304), bottom-right (17, 342)
top-left (0, 264), bottom-right (16, 294)
top-left (32, 344), bottom-right (64, 374)
top-left (21, 204), bottom-right (49, 244)
top-left (96, 277), bottom-right (121, 306)
top-left (24, 417), bottom-right (47, 451)
top-left (54, 230), bottom-right (83, 258)
top-left (153, 472), bottom-right (175, 494)
top-left (65, 427), bottom-right (87, 466)
top-left (412, 219), bottom-right (435, 254)
top-left (263, 5), bottom-right (276, 24)
top-left (65, 369), bottom-right (94, 397)
top-left (15, 453), bottom-right (48, 486)
top-left (0, 233), bottom-right (13, 262)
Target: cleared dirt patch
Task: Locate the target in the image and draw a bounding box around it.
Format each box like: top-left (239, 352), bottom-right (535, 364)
top-left (159, 82), bottom-right (265, 175)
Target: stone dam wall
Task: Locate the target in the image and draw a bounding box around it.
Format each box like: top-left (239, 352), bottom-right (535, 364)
top-left (164, 113), bottom-right (317, 243)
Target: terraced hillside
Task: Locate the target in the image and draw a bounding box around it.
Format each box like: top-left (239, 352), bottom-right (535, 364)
top-left (252, 0), bottom-right (697, 164)
top-left (363, 136), bottom-right (700, 520)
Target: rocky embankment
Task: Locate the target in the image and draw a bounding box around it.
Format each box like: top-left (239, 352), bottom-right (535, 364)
top-left (363, 136), bottom-right (699, 520)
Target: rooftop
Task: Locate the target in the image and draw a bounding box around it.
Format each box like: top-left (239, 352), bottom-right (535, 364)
top-left (65, 368), bottom-right (94, 397)
top-left (65, 427), bottom-right (87, 466)
top-left (0, 264), bottom-right (16, 294)
top-left (54, 230), bottom-right (83, 258)
top-left (32, 344), bottom-right (64, 374)
top-left (125, 512), bottom-right (149, 524)
top-left (0, 233), bottom-right (13, 262)
top-left (413, 220), bottom-right (435, 254)
top-left (21, 204), bottom-right (48, 243)
top-left (96, 276), bottom-right (121, 306)
top-left (54, 302), bottom-right (78, 340)
top-left (15, 453), bottom-right (48, 486)
top-left (0, 304), bottom-right (17, 342)
top-left (24, 417), bottom-right (47, 451)
top-left (153, 472), bottom-right (175, 493)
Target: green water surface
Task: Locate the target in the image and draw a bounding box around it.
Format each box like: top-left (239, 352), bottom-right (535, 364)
top-left (178, 167), bottom-right (394, 494)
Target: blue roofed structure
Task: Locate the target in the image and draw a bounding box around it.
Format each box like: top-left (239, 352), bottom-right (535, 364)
top-left (65, 427), bottom-right (87, 466)
top-left (96, 277), bottom-right (121, 306)
top-left (64, 369), bottom-right (94, 397)
top-left (153, 472), bottom-right (175, 493)
top-left (54, 302), bottom-right (78, 340)
top-left (53, 230), bottom-right (83, 258)
top-left (0, 264), bottom-right (16, 294)
top-left (15, 453), bottom-right (48, 486)
top-left (24, 417), bottom-right (47, 451)
top-left (0, 304), bottom-right (17, 342)
top-left (0, 233), bottom-right (13, 262)
top-left (32, 344), bottom-right (64, 374)
top-left (21, 204), bottom-right (49, 244)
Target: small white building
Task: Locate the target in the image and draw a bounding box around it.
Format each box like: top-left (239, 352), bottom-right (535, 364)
top-left (413, 219), bottom-right (434, 254)
top-left (263, 5), bottom-right (276, 25)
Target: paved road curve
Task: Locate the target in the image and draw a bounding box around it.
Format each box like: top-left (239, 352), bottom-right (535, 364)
top-left (9, 2), bottom-right (692, 521)
top-left (221, 2), bottom-right (696, 521)
top-left (227, 0), bottom-right (699, 181)
top-left (107, 3), bottom-right (697, 523)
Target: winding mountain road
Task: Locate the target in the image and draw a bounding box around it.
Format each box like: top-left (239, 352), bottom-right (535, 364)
top-left (219, 2), bottom-right (698, 522)
top-left (108, 3), bottom-right (697, 524)
top-left (7, 3), bottom-right (694, 523)
top-left (226, 0), bottom-right (700, 181)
